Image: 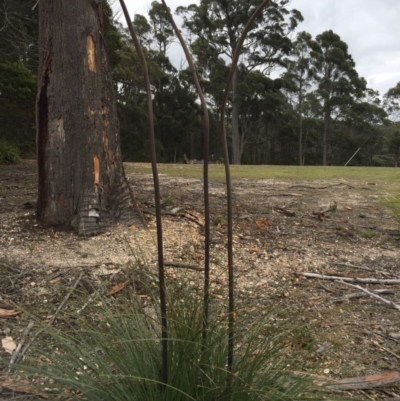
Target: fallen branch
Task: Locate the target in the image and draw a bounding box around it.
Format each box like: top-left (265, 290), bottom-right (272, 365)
top-left (367, 330), bottom-right (400, 344)
top-left (7, 321), bottom-right (34, 373)
top-left (372, 340), bottom-right (400, 360)
top-left (294, 371), bottom-right (400, 392)
top-left (318, 283), bottom-right (335, 293)
top-left (264, 193), bottom-right (302, 197)
top-left (164, 261), bottom-right (203, 272)
top-left (0, 275), bottom-right (15, 290)
top-left (298, 272), bottom-right (400, 284)
top-left (333, 262), bottom-right (391, 277)
top-left (0, 375), bottom-right (45, 397)
top-left (0, 308), bottom-right (21, 318)
top-left (327, 371), bottom-right (400, 391)
top-left (13, 272), bottom-right (84, 367)
top-left (289, 182), bottom-right (355, 190)
top-left (336, 280), bottom-right (400, 311)
top-left (49, 272), bottom-right (84, 325)
top-left (333, 262), bottom-right (374, 271)
top-left (77, 294), bottom-right (94, 314)
top-left (332, 289), bottom-right (395, 303)
top-left (273, 206), bottom-right (295, 217)
top-left (179, 210), bottom-right (205, 226)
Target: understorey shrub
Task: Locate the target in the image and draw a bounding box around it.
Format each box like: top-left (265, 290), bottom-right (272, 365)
top-left (0, 138), bottom-right (21, 164)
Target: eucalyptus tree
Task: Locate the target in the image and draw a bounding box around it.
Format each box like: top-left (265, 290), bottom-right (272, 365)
top-left (338, 89), bottom-right (388, 165)
top-left (116, 5), bottom-right (201, 162)
top-left (37, 0), bottom-right (143, 235)
top-left (0, 0), bottom-right (38, 145)
top-left (231, 69), bottom-right (280, 162)
top-left (133, 14), bottom-right (153, 48)
top-left (301, 92), bottom-right (324, 164)
top-left (0, 0), bottom-right (38, 67)
top-left (148, 1), bottom-right (175, 56)
top-left (384, 82), bottom-right (400, 122)
top-left (177, 0), bottom-right (303, 164)
top-left (281, 31), bottom-right (313, 165)
top-left (309, 30), bottom-right (366, 165)
top-left (389, 130), bottom-right (400, 167)
top-left (0, 61), bottom-right (36, 146)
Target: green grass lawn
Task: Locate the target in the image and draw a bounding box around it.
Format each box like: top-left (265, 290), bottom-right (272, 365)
top-left (125, 163), bottom-right (400, 226)
top-left (126, 162), bottom-right (400, 183)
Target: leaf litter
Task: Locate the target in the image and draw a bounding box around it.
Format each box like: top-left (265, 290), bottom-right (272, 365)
top-left (1, 160), bottom-right (400, 399)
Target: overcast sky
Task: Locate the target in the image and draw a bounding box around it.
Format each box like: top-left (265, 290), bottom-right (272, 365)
top-left (121, 0), bottom-right (400, 96)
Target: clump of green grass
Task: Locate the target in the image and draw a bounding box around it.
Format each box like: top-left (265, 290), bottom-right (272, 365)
top-left (163, 193), bottom-right (174, 206)
top-left (358, 228), bottom-right (377, 239)
top-left (0, 138), bottom-right (21, 164)
top-left (13, 281), bottom-right (327, 401)
top-left (381, 194), bottom-right (400, 228)
top-left (213, 215), bottom-right (226, 226)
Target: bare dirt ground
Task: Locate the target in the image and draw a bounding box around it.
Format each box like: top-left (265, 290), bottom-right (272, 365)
top-left (1, 159), bottom-right (400, 400)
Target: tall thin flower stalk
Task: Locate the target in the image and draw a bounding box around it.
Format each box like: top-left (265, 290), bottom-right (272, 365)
top-left (159, 0), bottom-right (211, 343)
top-left (118, 0), bottom-right (168, 387)
top-left (220, 0), bottom-right (272, 380)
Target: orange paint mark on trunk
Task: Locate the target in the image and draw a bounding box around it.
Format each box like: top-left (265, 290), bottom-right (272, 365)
top-left (86, 35), bottom-right (96, 72)
top-left (93, 154), bottom-right (100, 186)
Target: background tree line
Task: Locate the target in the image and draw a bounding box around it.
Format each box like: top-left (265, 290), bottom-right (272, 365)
top-left (1, 0), bottom-right (400, 166)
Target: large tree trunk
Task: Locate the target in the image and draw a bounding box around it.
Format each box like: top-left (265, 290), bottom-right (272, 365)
top-left (37, 0), bottom-right (143, 235)
top-left (298, 83), bottom-right (304, 166)
top-left (231, 67), bottom-right (241, 165)
top-left (322, 105), bottom-right (330, 166)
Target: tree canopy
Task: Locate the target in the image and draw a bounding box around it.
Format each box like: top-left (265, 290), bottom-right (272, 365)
top-left (0, 0), bottom-right (396, 166)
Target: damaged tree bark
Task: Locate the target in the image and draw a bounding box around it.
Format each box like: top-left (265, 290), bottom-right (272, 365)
top-left (37, 0), bottom-right (143, 235)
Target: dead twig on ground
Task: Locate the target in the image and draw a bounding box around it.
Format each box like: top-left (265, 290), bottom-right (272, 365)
top-left (298, 272), bottom-right (400, 284)
top-left (372, 340), bottom-right (400, 360)
top-left (13, 272), bottom-right (84, 367)
top-left (334, 262), bottom-right (392, 277)
top-left (265, 193), bottom-right (302, 197)
top-left (326, 371), bottom-right (400, 391)
top-left (365, 330), bottom-right (400, 344)
top-left (0, 275), bottom-right (15, 289)
top-left (289, 182), bottom-right (355, 190)
top-left (333, 262), bottom-right (374, 271)
top-left (332, 289), bottom-right (395, 303)
top-left (48, 272), bottom-right (84, 325)
top-left (336, 280), bottom-right (400, 311)
top-left (7, 321), bottom-right (34, 373)
top-left (317, 283), bottom-right (336, 293)
top-left (273, 206), bottom-right (296, 217)
top-left (164, 261), bottom-right (203, 272)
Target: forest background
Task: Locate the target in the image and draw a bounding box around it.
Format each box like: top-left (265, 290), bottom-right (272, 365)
top-left (1, 0), bottom-right (400, 167)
